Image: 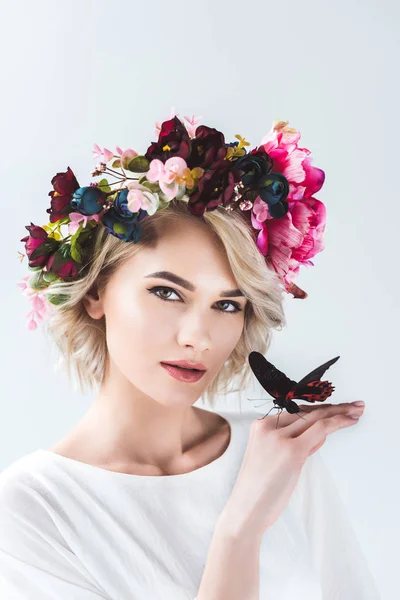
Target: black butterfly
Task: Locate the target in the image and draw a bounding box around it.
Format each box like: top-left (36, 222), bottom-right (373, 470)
top-left (247, 351), bottom-right (340, 428)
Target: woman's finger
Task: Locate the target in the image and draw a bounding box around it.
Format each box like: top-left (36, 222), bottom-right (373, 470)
top-left (284, 402), bottom-right (364, 438)
top-left (256, 402), bottom-right (334, 429)
top-left (296, 402), bottom-right (333, 412)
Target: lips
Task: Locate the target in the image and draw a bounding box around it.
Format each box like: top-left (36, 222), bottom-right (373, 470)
top-left (161, 360), bottom-right (206, 371)
top-left (160, 362), bottom-right (206, 383)
top-left (161, 363), bottom-right (202, 372)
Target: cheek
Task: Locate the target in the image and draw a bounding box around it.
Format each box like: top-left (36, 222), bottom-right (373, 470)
top-left (220, 318), bottom-right (244, 354)
top-left (103, 291), bottom-right (173, 374)
top-left (104, 287), bottom-right (244, 378)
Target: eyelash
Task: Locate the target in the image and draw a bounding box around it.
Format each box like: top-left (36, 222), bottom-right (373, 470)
top-left (147, 286), bottom-right (243, 315)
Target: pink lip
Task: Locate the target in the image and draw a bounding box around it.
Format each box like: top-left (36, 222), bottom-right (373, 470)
top-left (162, 360), bottom-right (206, 370)
top-left (160, 362), bottom-right (206, 383)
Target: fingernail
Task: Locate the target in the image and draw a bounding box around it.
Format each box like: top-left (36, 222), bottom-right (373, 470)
top-left (352, 401), bottom-right (365, 406)
top-left (349, 414), bottom-right (360, 419)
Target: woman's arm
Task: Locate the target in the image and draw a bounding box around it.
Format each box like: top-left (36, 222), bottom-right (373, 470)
top-left (195, 510), bottom-right (264, 600)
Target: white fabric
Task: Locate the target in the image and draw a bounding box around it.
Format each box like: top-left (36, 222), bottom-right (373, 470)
top-left (0, 408), bottom-right (380, 599)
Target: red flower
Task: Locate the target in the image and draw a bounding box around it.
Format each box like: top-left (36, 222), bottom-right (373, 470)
top-left (46, 245), bottom-right (79, 279)
top-left (187, 160), bottom-right (242, 217)
top-left (46, 167), bottom-right (80, 223)
top-left (145, 116), bottom-right (191, 163)
top-left (186, 125), bottom-right (227, 169)
top-left (20, 223), bottom-right (60, 268)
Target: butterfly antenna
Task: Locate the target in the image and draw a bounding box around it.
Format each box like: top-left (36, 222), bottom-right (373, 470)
top-left (247, 398), bottom-right (275, 410)
top-left (275, 409), bottom-right (284, 429)
top-left (295, 412), bottom-right (308, 422)
top-left (246, 396), bottom-right (274, 404)
top-left (257, 405), bottom-right (279, 420)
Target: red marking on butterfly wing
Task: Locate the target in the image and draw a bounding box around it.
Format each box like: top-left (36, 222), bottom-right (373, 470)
top-left (248, 351), bottom-right (297, 401)
top-left (291, 380), bottom-right (335, 403)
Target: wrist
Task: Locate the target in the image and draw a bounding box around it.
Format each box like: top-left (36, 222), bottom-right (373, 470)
top-left (217, 504), bottom-right (265, 547)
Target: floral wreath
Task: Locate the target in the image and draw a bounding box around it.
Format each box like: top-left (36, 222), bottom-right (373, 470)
top-left (17, 110), bottom-right (326, 331)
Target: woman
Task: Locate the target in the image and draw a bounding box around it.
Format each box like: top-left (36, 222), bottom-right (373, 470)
top-left (1, 115), bottom-right (380, 598)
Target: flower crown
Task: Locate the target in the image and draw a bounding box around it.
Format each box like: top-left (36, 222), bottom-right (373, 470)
top-left (17, 111), bottom-right (326, 331)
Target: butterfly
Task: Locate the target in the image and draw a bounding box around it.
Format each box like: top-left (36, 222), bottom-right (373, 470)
top-left (247, 351), bottom-right (340, 428)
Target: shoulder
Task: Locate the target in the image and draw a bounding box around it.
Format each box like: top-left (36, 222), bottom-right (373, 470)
top-left (0, 450), bottom-right (61, 526)
top-left (0, 450), bottom-right (46, 496)
top-left (0, 454), bottom-right (108, 598)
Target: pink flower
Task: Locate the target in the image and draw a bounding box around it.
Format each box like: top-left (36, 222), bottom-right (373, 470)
top-left (120, 148), bottom-right (139, 169)
top-left (248, 120), bottom-right (327, 297)
top-left (183, 113), bottom-right (203, 138)
top-left (251, 197), bottom-right (326, 293)
top-left (92, 144), bottom-right (139, 169)
top-left (146, 156), bottom-right (189, 199)
top-left (92, 143), bottom-right (115, 163)
top-left (252, 197), bottom-right (272, 223)
top-left (17, 275), bottom-right (54, 331)
top-left (260, 120), bottom-right (325, 202)
top-left (68, 212), bottom-right (99, 235)
top-left (154, 107), bottom-right (202, 138)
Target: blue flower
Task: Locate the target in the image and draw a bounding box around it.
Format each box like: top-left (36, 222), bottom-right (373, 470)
top-left (70, 186), bottom-right (106, 216)
top-left (101, 188), bottom-right (148, 242)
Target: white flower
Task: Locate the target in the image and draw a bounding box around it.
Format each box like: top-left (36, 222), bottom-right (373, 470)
top-left (126, 181), bottom-right (160, 216)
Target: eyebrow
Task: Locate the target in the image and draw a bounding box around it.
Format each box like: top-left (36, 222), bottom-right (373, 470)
top-left (144, 271), bottom-right (245, 297)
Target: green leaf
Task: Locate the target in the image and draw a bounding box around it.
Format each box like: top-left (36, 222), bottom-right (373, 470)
top-left (58, 243), bottom-right (73, 260)
top-left (126, 155), bottom-right (150, 173)
top-left (27, 265), bottom-right (43, 272)
top-left (28, 271), bottom-right (50, 291)
top-left (140, 179), bottom-right (161, 194)
top-left (42, 270), bottom-right (60, 283)
top-left (69, 225), bottom-right (83, 263)
top-left (112, 159), bottom-right (121, 168)
top-left (46, 293), bottom-right (70, 306)
top-left (70, 224), bottom-right (82, 244)
top-left (97, 178), bottom-right (111, 193)
top-left (70, 241), bottom-right (82, 263)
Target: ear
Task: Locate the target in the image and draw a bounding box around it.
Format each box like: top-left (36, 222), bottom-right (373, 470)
top-left (82, 283), bottom-right (105, 320)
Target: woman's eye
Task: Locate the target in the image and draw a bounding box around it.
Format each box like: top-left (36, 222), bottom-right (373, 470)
top-left (156, 287), bottom-right (178, 301)
top-left (147, 286), bottom-right (242, 315)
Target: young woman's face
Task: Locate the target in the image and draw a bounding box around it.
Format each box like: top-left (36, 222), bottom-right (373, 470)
top-left (86, 219), bottom-right (248, 408)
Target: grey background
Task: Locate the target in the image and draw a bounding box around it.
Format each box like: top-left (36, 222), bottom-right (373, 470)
top-left (1, 1), bottom-right (398, 597)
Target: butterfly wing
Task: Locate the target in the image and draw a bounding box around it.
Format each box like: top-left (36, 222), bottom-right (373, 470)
top-left (248, 351), bottom-right (297, 401)
top-left (295, 356), bottom-right (340, 387)
top-left (292, 356), bottom-right (340, 403)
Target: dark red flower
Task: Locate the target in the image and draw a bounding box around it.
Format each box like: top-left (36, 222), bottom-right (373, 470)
top-left (187, 160), bottom-right (242, 217)
top-left (186, 125), bottom-right (227, 169)
top-left (46, 245), bottom-right (79, 279)
top-left (144, 116), bottom-right (191, 163)
top-left (46, 167), bottom-right (80, 223)
top-left (20, 223), bottom-right (60, 268)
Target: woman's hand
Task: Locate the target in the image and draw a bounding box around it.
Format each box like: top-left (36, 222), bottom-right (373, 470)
top-left (220, 401), bottom-right (365, 541)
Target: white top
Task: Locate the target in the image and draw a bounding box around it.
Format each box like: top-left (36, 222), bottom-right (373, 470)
top-left (0, 408), bottom-right (380, 600)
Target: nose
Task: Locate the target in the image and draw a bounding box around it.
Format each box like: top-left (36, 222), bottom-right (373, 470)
top-left (177, 312), bottom-right (212, 354)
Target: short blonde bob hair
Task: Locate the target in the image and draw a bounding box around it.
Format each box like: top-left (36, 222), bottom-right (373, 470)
top-left (43, 199), bottom-right (287, 407)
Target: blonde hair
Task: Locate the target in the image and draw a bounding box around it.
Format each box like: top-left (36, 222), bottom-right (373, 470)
top-left (43, 199), bottom-right (287, 408)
